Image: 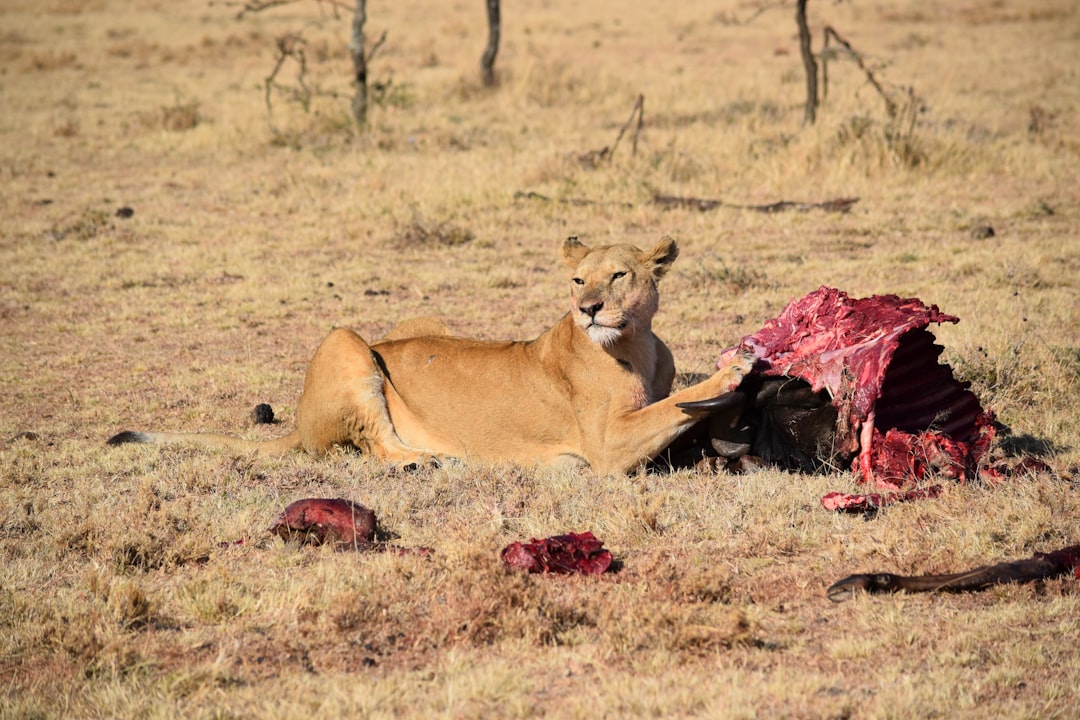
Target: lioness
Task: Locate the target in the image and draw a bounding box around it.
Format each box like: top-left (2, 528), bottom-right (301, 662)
top-left (109, 236), bottom-right (752, 474)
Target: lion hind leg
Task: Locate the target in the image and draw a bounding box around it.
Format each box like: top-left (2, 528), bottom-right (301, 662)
top-left (296, 328), bottom-right (440, 467)
top-left (339, 374), bottom-right (442, 467)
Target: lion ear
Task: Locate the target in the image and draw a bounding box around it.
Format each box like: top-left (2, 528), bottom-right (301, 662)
top-left (644, 235), bottom-right (679, 279)
top-left (561, 235), bottom-right (591, 267)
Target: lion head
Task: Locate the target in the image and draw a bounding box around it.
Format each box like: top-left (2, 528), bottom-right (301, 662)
top-left (561, 235), bottom-right (679, 346)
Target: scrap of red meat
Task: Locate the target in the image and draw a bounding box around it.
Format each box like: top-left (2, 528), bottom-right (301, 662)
top-left (268, 498), bottom-right (377, 548)
top-left (821, 485), bottom-right (942, 512)
top-left (501, 532), bottom-right (613, 575)
top-left (737, 287), bottom-right (995, 499)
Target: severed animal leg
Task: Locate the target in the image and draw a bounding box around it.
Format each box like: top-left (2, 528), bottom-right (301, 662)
top-left (827, 545), bottom-right (1080, 602)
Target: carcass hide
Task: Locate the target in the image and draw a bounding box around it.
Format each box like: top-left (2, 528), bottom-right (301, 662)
top-left (682, 287), bottom-right (997, 508)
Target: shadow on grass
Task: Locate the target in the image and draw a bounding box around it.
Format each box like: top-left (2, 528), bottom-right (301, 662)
top-left (997, 430), bottom-right (1067, 459)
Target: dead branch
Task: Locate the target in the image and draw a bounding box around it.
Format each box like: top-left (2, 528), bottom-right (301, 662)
top-left (609, 93), bottom-right (645, 160)
top-left (713, 0), bottom-right (785, 27)
top-left (739, 197), bottom-right (860, 213)
top-left (654, 193), bottom-right (858, 214)
top-left (822, 25), bottom-right (897, 118)
top-left (366, 29), bottom-right (388, 63)
top-left (576, 94), bottom-right (645, 168)
top-left (224, 0), bottom-right (352, 20)
top-left (513, 191), bottom-right (634, 209)
top-left (264, 31), bottom-right (312, 126)
top-left (652, 194), bottom-right (724, 212)
top-left (227, 0), bottom-right (298, 19)
top-left (517, 191), bottom-right (856, 214)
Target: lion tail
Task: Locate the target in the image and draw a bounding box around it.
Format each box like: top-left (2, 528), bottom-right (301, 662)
top-left (106, 428), bottom-right (302, 456)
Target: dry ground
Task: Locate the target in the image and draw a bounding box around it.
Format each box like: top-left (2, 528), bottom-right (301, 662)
top-left (2, 0), bottom-right (1079, 717)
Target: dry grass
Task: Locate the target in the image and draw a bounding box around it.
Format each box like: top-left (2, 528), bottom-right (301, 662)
top-left (2, 0), bottom-right (1079, 717)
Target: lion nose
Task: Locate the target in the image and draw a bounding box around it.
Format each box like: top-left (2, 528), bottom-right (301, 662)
top-left (580, 301), bottom-right (604, 318)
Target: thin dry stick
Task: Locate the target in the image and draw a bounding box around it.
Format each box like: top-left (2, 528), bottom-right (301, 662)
top-left (226, 0), bottom-right (353, 20)
top-left (519, 191), bottom-right (857, 214)
top-left (367, 30), bottom-right (388, 63)
top-left (513, 191), bottom-right (634, 209)
top-left (608, 94), bottom-right (644, 160)
top-left (713, 0), bottom-right (784, 26)
top-left (653, 193), bottom-right (858, 214)
top-left (821, 25), bottom-right (897, 118)
top-left (264, 32), bottom-right (311, 127)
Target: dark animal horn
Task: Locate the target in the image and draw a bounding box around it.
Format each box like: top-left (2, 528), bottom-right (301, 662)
top-left (677, 391), bottom-right (746, 413)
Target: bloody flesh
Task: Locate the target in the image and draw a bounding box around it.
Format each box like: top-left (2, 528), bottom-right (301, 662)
top-left (501, 532), bottom-right (613, 575)
top-left (268, 498), bottom-right (377, 548)
top-left (735, 287), bottom-right (995, 500)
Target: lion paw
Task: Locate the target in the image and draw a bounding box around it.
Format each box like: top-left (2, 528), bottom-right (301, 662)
top-left (717, 347), bottom-right (756, 389)
top-left (397, 454), bottom-right (445, 472)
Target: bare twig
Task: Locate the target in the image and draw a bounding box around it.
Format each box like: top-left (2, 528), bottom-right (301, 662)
top-left (608, 93), bottom-right (645, 160)
top-left (736, 197), bottom-right (859, 213)
top-left (228, 0), bottom-right (298, 19)
top-left (264, 31), bottom-right (312, 127)
top-left (654, 193), bottom-right (859, 214)
top-left (517, 191), bottom-right (857, 214)
top-left (223, 0), bottom-right (353, 20)
top-left (576, 94), bottom-right (645, 167)
top-left (367, 29), bottom-right (388, 63)
top-left (652, 194), bottom-right (724, 212)
top-left (822, 25), bottom-right (897, 118)
top-left (513, 191), bottom-right (634, 209)
top-left (713, 0), bottom-right (786, 26)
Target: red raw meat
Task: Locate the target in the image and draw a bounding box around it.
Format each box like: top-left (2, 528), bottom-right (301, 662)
top-left (501, 532), bottom-right (613, 575)
top-left (821, 485), bottom-right (942, 512)
top-left (734, 287), bottom-right (996, 507)
top-left (268, 498), bottom-right (377, 548)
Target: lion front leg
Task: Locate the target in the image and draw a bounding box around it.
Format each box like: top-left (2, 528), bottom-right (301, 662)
top-left (593, 348), bottom-right (755, 475)
top-left (296, 328), bottom-right (439, 466)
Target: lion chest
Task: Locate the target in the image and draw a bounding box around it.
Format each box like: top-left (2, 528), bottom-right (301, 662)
top-left (614, 358), bottom-right (653, 409)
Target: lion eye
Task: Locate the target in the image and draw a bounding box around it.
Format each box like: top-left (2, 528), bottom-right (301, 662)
top-left (572, 277), bottom-right (585, 285)
top-left (611, 271), bottom-right (627, 281)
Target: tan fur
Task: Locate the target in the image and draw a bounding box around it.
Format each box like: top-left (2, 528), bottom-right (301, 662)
top-left (110, 236), bottom-right (753, 475)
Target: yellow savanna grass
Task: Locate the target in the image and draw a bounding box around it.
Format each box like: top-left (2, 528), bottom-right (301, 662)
top-left (2, 0), bottom-right (1079, 717)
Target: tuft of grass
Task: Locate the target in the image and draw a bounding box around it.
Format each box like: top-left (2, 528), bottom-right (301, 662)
top-left (678, 256), bottom-right (769, 294)
top-left (392, 215), bottom-right (475, 248)
top-left (139, 100), bottom-right (203, 132)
